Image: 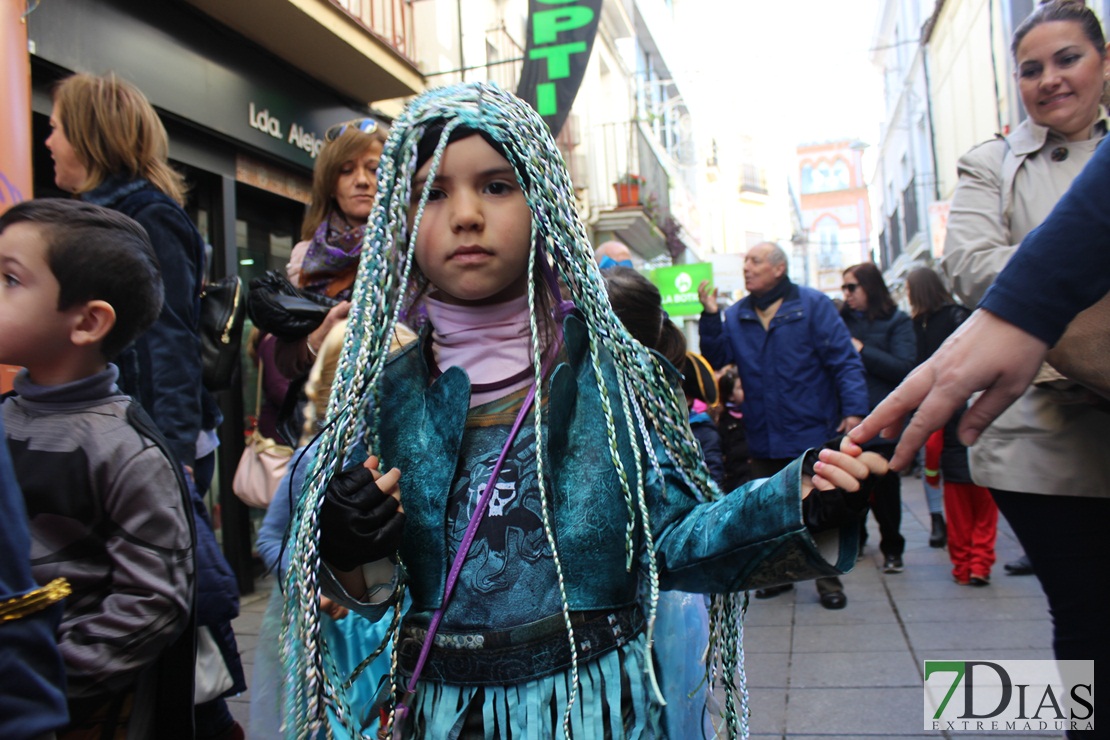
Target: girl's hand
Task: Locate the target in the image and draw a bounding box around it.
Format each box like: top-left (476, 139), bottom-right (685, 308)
top-left (803, 436), bottom-right (888, 496)
top-left (363, 455), bottom-right (402, 508)
top-left (318, 457), bottom-right (405, 572)
top-left (320, 595), bottom-right (349, 620)
top-left (800, 437), bottom-right (888, 533)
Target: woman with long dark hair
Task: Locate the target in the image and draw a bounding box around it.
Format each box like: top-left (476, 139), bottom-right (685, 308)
top-left (841, 262), bottom-right (916, 573)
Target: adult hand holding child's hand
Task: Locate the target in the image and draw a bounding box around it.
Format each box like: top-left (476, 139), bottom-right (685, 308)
top-left (800, 436), bottom-right (888, 532)
top-left (319, 455), bottom-right (404, 571)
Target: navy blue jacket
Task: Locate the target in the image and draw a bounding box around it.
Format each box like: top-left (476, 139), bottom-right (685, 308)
top-left (699, 284), bottom-right (869, 459)
top-left (689, 411), bottom-right (725, 489)
top-left (839, 307), bottom-right (916, 411)
top-left (82, 178), bottom-right (207, 467)
top-left (186, 476), bottom-right (247, 697)
top-left (0, 416), bottom-right (68, 739)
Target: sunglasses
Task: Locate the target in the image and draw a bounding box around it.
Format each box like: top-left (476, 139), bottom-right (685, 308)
top-left (324, 118), bottom-right (379, 143)
top-left (842, 283), bottom-right (860, 293)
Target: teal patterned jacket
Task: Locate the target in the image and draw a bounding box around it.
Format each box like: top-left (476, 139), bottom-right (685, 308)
top-left (328, 313), bottom-right (858, 620)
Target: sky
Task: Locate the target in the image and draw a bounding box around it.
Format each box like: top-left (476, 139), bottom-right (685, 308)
top-left (678, 0), bottom-right (886, 155)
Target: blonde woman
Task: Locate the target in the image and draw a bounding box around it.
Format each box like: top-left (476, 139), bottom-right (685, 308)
top-left (47, 72), bottom-right (244, 740)
top-left (275, 117), bottom-right (389, 380)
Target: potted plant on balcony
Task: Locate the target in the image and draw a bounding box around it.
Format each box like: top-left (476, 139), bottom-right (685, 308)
top-left (613, 173), bottom-right (645, 207)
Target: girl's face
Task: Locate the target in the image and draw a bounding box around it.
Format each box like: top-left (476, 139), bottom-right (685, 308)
top-left (729, 377), bottom-right (744, 405)
top-left (411, 135), bottom-right (533, 306)
top-left (46, 103), bottom-right (88, 193)
top-left (333, 140), bottom-right (384, 228)
top-left (1015, 21), bottom-right (1110, 142)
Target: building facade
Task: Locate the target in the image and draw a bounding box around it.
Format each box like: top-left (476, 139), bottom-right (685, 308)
top-left (796, 140), bottom-right (873, 296)
top-left (869, 0), bottom-right (938, 284)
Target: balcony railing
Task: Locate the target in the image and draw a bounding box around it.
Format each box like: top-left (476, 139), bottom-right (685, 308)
top-left (331, 0), bottom-right (416, 63)
top-left (589, 121), bottom-right (671, 217)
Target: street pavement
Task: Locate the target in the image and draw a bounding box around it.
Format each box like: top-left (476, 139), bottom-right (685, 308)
top-left (228, 477), bottom-right (1059, 738)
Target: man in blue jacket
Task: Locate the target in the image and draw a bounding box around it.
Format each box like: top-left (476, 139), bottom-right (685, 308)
top-left (699, 242), bottom-right (869, 609)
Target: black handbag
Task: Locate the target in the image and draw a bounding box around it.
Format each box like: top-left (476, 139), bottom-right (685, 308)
top-left (199, 275), bottom-right (246, 391)
top-left (247, 270), bottom-right (338, 341)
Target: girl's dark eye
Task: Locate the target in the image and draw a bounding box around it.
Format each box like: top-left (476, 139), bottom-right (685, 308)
top-left (486, 181), bottom-right (512, 195)
top-left (1020, 66), bottom-right (1040, 79)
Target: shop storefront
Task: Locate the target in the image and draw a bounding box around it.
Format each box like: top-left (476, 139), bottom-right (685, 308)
top-left (26, 0), bottom-right (393, 591)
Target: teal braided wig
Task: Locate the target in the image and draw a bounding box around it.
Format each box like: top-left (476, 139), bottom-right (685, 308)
top-left (280, 81), bottom-right (751, 739)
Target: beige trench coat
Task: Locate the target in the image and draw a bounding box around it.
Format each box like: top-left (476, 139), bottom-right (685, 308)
top-left (940, 117), bottom-right (1110, 498)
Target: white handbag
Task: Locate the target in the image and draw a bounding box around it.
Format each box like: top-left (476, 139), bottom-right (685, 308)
top-left (194, 625), bottom-right (234, 703)
top-left (231, 363), bottom-right (294, 508)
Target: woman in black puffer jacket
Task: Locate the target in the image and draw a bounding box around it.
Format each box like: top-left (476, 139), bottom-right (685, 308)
top-left (840, 263), bottom-right (916, 574)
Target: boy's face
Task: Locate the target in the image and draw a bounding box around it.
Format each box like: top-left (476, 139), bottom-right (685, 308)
top-left (0, 223), bottom-right (78, 374)
top-left (410, 135), bottom-right (533, 306)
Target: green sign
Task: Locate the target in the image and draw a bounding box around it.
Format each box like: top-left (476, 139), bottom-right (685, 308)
top-left (516, 0), bottom-right (602, 136)
top-left (651, 263), bottom-right (713, 317)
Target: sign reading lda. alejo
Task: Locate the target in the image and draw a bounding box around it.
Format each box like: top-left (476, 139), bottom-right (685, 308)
top-left (651, 263), bottom-right (713, 318)
top-left (924, 660), bottom-right (1094, 733)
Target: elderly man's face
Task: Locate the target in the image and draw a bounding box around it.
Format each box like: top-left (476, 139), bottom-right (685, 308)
top-left (744, 245), bottom-right (786, 295)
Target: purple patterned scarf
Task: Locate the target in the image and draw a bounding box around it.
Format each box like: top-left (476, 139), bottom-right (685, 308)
top-left (300, 211), bottom-right (365, 299)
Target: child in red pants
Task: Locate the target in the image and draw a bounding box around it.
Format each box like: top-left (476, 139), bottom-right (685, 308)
top-left (924, 414), bottom-right (998, 586)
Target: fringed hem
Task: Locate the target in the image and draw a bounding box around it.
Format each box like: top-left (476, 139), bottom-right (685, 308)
top-left (404, 633), bottom-right (663, 739)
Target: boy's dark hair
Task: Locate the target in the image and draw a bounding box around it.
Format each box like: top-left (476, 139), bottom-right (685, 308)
top-left (0, 199), bottom-right (164, 359)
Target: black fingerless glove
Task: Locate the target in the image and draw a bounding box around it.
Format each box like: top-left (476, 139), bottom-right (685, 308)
top-left (800, 436), bottom-right (874, 533)
top-left (319, 464), bottom-right (405, 572)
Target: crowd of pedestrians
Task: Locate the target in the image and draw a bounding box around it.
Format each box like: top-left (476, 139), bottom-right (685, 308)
top-left (0, 1), bottom-right (1106, 737)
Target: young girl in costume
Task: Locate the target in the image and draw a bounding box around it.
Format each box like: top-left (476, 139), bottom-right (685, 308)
top-left (280, 81), bottom-right (885, 739)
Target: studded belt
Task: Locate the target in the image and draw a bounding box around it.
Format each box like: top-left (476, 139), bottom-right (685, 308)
top-left (397, 606), bottom-right (645, 686)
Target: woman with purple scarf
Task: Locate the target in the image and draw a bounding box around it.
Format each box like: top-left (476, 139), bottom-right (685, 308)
top-left (275, 117), bottom-right (389, 380)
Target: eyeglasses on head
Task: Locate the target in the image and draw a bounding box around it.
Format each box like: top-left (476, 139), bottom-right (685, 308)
top-left (324, 118), bottom-right (379, 143)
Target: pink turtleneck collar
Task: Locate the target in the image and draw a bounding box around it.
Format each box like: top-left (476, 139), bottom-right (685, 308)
top-left (425, 294), bottom-right (535, 407)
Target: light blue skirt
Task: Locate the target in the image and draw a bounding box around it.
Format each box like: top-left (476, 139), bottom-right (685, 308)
top-left (396, 632), bottom-right (665, 739)
top-left (251, 583), bottom-right (393, 738)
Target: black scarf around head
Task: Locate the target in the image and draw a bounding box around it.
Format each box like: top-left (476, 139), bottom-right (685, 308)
top-left (752, 276), bottom-right (793, 311)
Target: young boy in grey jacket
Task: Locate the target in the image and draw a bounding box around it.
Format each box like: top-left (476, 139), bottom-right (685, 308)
top-left (0, 199), bottom-right (195, 738)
